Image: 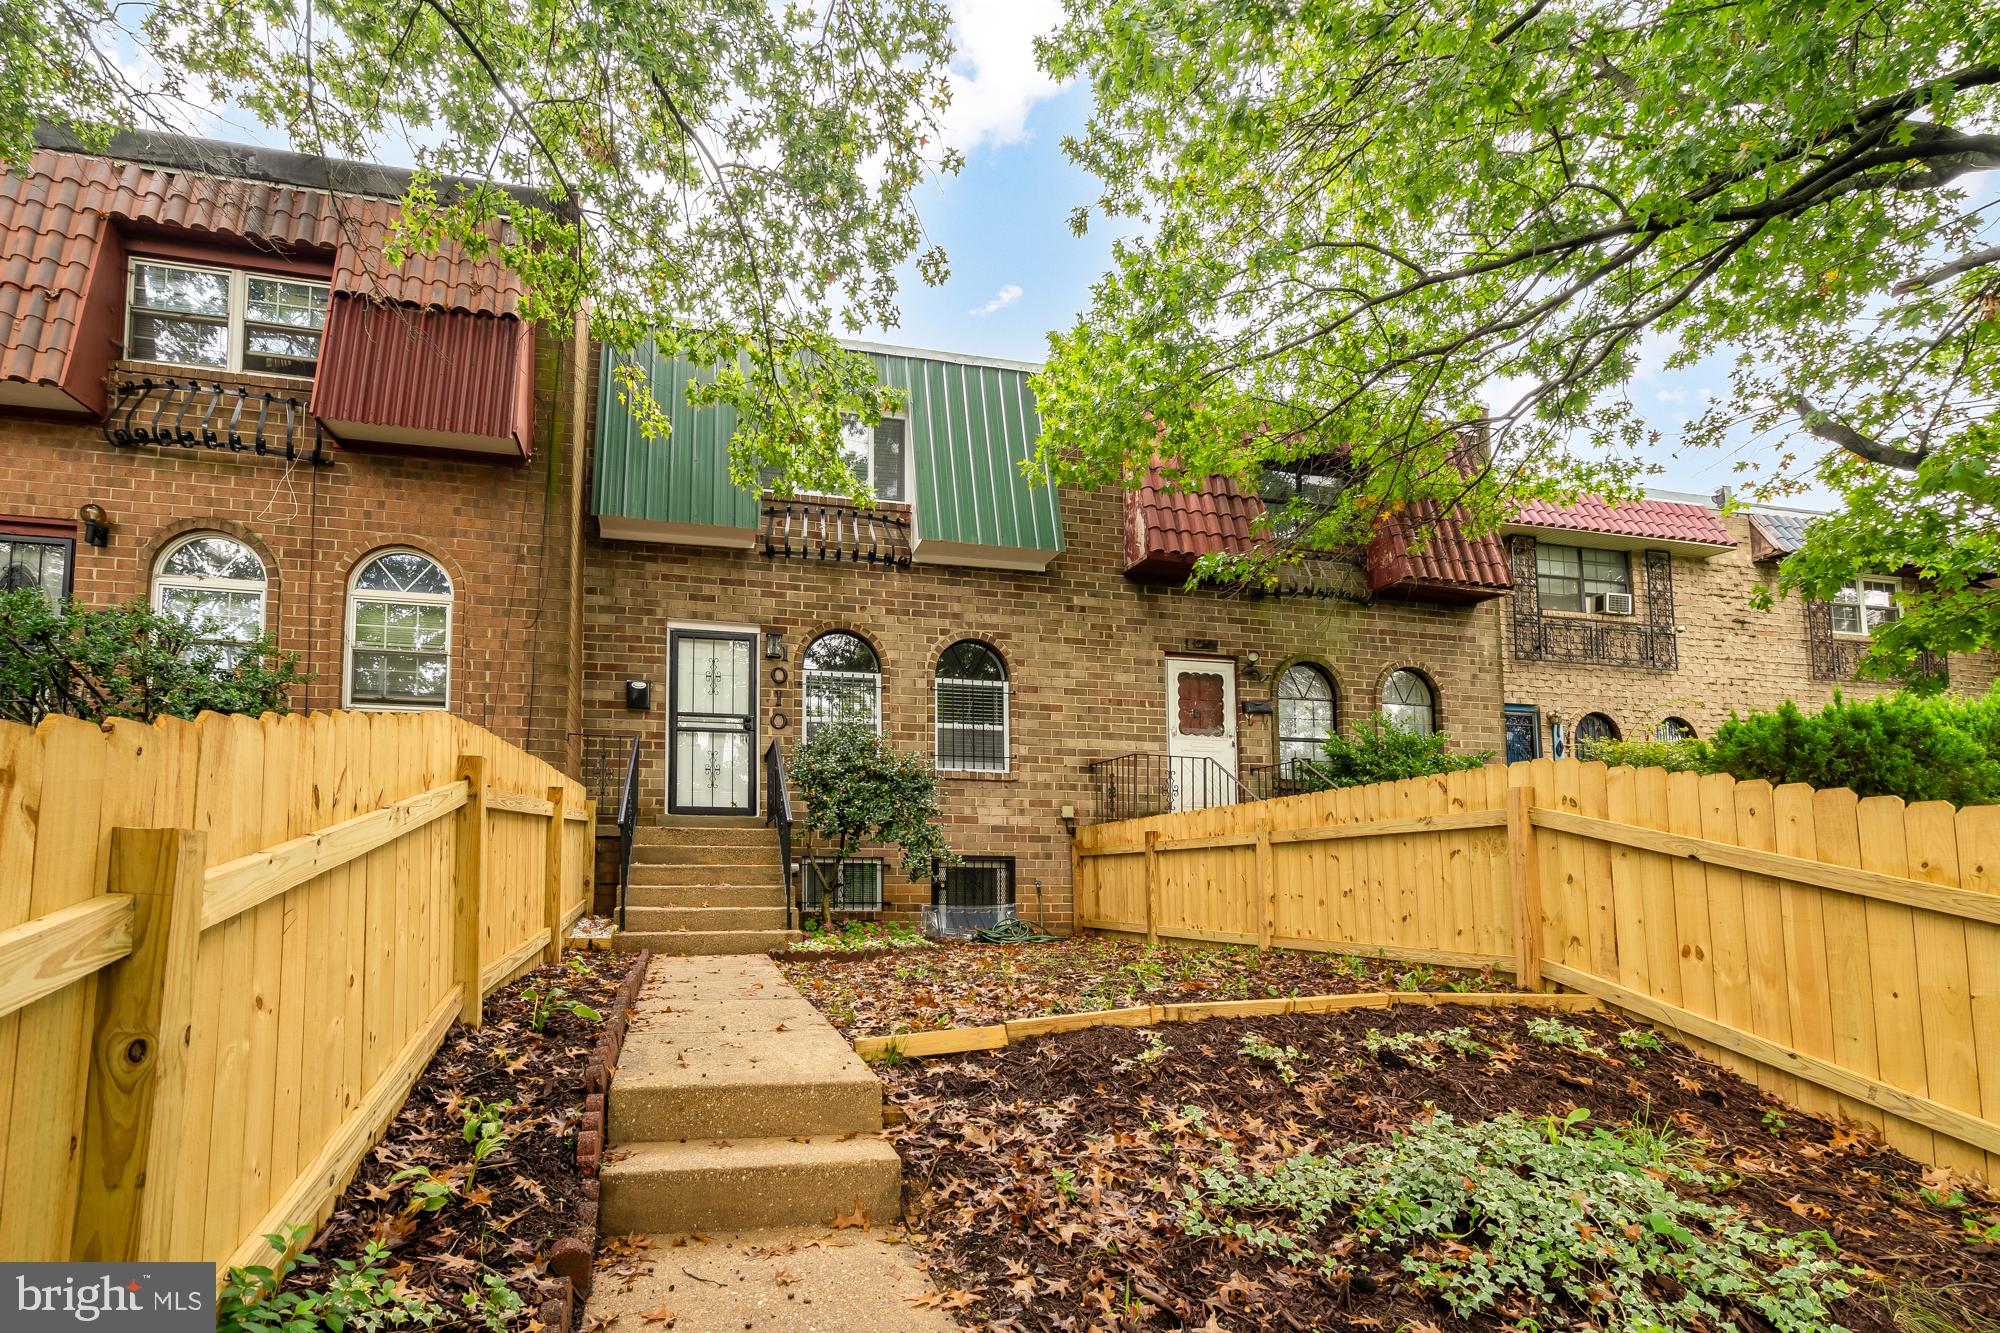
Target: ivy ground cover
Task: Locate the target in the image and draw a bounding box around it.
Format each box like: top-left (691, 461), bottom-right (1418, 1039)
top-left (882, 1004), bottom-right (2000, 1332)
top-left (779, 937), bottom-right (1508, 1037)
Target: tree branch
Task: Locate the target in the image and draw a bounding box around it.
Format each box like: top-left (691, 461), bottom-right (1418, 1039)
top-left (1790, 395), bottom-right (1927, 470)
top-left (1894, 243), bottom-right (2000, 294)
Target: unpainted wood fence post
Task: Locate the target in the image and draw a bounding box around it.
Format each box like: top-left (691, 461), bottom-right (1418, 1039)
top-left (454, 755), bottom-right (488, 1026)
top-left (1506, 771), bottom-right (1544, 990)
top-left (1143, 829), bottom-right (1160, 944)
top-left (1255, 824), bottom-right (1275, 950)
top-left (543, 785), bottom-right (566, 964)
top-left (71, 826), bottom-right (206, 1260)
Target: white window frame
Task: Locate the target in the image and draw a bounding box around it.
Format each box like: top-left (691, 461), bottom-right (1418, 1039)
top-left (342, 548), bottom-right (453, 711)
top-left (1829, 574), bottom-right (1903, 638)
top-left (1380, 668), bottom-right (1437, 737)
top-left (934, 673), bottom-right (1010, 773)
top-left (125, 256), bottom-right (329, 380)
top-left (151, 532), bottom-right (267, 652)
top-left (797, 414), bottom-right (910, 503)
top-left (1275, 663), bottom-right (1335, 777)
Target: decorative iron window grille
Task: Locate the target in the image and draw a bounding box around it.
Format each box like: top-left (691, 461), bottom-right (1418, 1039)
top-left (935, 641), bottom-right (1009, 772)
top-left (104, 375), bottom-right (331, 465)
top-left (1805, 600), bottom-right (1947, 685)
top-left (932, 856), bottom-right (1015, 908)
top-left (760, 498), bottom-right (912, 567)
top-left (800, 858), bottom-right (884, 912)
top-left (1508, 536), bottom-right (1677, 669)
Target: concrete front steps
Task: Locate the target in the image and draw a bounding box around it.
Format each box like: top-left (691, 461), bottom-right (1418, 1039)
top-left (614, 817), bottom-right (798, 955)
top-left (599, 955), bottom-right (902, 1234)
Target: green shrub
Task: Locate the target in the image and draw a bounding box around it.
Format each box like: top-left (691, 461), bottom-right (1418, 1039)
top-left (0, 589), bottom-right (304, 725)
top-left (1179, 1109), bottom-right (1852, 1332)
top-left (1707, 689), bottom-right (2000, 805)
top-left (1299, 715), bottom-right (1494, 789)
top-left (1577, 734), bottom-right (1712, 773)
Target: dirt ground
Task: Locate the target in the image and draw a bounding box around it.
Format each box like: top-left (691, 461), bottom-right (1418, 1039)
top-left (780, 937), bottom-right (1510, 1037)
top-left (881, 1003), bottom-right (2000, 1332)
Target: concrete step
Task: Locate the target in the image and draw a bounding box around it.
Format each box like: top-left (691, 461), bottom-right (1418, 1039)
top-left (625, 883), bottom-right (788, 910)
top-left (628, 862), bottom-right (788, 888)
top-left (633, 843), bottom-right (784, 867)
top-left (615, 928), bottom-right (798, 956)
top-left (599, 1136), bottom-right (902, 1234)
top-left (622, 904), bottom-right (791, 933)
top-left (634, 824), bottom-right (776, 848)
top-left (647, 815), bottom-right (768, 831)
top-left (609, 994), bottom-right (881, 1141)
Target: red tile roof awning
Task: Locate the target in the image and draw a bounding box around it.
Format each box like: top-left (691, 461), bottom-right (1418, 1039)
top-left (1125, 465), bottom-right (1508, 601)
top-left (1505, 495), bottom-right (1735, 553)
top-left (312, 296), bottom-right (534, 458)
top-left (0, 144), bottom-right (528, 417)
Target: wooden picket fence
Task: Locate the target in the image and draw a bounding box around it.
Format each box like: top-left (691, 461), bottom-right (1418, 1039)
top-left (0, 709), bottom-right (596, 1273)
top-left (1075, 758), bottom-right (2000, 1181)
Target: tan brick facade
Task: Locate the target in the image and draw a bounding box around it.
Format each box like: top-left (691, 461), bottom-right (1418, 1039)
top-left (1495, 511), bottom-right (1999, 751)
top-left (578, 479), bottom-right (1506, 929)
top-left (0, 340), bottom-right (586, 769)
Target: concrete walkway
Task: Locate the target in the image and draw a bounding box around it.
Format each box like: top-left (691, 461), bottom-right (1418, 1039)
top-left (584, 1228), bottom-right (960, 1332)
top-left (589, 955), bottom-right (953, 1328)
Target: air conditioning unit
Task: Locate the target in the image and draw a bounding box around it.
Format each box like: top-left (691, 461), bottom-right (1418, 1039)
top-left (1600, 592), bottom-right (1635, 616)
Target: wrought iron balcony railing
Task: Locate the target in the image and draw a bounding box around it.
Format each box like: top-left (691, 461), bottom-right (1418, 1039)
top-left (1084, 752), bottom-right (1261, 823)
top-left (104, 374), bottom-right (331, 466)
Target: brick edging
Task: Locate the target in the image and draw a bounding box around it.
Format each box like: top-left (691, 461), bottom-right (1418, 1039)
top-left (539, 948), bottom-right (651, 1333)
top-left (767, 943), bottom-right (939, 965)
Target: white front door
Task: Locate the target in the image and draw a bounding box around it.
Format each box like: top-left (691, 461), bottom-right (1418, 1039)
top-left (1164, 655), bottom-right (1238, 811)
top-left (669, 628), bottom-right (757, 814)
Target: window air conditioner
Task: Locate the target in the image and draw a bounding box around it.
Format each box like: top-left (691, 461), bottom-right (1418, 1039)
top-left (1600, 592), bottom-right (1635, 616)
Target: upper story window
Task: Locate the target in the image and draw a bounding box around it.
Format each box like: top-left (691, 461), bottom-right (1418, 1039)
top-left (802, 631), bottom-right (881, 738)
top-left (1381, 668), bottom-right (1436, 736)
top-left (1, 521), bottom-right (74, 606)
top-left (345, 549), bottom-right (452, 709)
top-left (127, 259), bottom-right (329, 378)
top-left (1535, 542), bottom-right (1630, 612)
top-left (1830, 575), bottom-right (1901, 637)
top-left (152, 533), bottom-right (266, 662)
top-left (1276, 663), bottom-right (1335, 777)
top-left (833, 415), bottom-right (907, 502)
top-left (935, 640), bottom-right (1008, 772)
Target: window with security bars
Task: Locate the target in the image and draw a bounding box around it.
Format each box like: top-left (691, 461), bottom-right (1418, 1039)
top-left (800, 859), bottom-right (884, 911)
top-left (934, 640), bottom-right (1008, 771)
top-left (1534, 542), bottom-right (1629, 612)
top-left (802, 631), bottom-right (881, 738)
top-left (0, 526), bottom-right (73, 605)
top-left (933, 857), bottom-right (1015, 908)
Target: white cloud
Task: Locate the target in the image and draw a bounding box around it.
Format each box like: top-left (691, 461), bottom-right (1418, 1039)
top-left (941, 0), bottom-right (1068, 152)
top-left (968, 282), bottom-right (1023, 316)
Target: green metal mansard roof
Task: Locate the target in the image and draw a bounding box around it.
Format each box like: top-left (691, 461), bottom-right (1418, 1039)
top-left (592, 339), bottom-right (1064, 570)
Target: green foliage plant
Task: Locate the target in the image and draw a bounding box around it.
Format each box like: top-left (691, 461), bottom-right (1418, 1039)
top-left (1238, 1032), bottom-right (1306, 1086)
top-left (1578, 735), bottom-right (1713, 774)
top-left (1526, 1016), bottom-right (1609, 1056)
top-left (1362, 1025), bottom-right (1489, 1070)
top-left (461, 1098), bottom-right (510, 1191)
top-left (790, 718), bottom-right (955, 930)
top-left (1706, 690), bottom-right (2000, 805)
top-left (218, 1227), bottom-right (449, 1332)
top-left (1299, 715), bottom-right (1494, 791)
top-left (1179, 1109), bottom-right (1854, 1331)
top-left (0, 590), bottom-right (304, 724)
top-left (520, 983), bottom-right (601, 1032)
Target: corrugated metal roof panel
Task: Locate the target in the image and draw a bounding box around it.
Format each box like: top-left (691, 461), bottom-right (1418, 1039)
top-left (311, 295), bottom-right (532, 456)
top-left (592, 341), bottom-right (1064, 557)
top-left (1508, 495), bottom-right (1735, 547)
top-left (1748, 509), bottom-right (1815, 560)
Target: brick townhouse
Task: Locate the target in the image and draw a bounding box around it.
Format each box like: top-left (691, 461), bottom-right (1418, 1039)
top-left (7, 131), bottom-right (1984, 939)
top-left (0, 130), bottom-right (586, 765)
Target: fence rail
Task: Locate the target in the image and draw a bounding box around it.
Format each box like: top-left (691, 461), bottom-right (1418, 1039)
top-left (0, 709), bottom-right (595, 1273)
top-left (1074, 758), bottom-right (2000, 1181)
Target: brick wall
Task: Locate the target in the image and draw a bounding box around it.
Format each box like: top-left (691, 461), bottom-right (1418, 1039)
top-left (579, 480), bottom-right (1506, 930)
top-left (1497, 512), bottom-right (1999, 747)
top-left (0, 340), bottom-right (585, 769)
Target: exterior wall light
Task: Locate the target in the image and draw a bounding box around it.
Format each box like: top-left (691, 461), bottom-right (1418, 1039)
top-left (764, 630), bottom-right (787, 660)
top-left (78, 503), bottom-right (109, 547)
top-left (625, 679), bottom-right (651, 711)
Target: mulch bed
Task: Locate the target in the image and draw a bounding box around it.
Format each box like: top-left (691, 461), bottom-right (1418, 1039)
top-left (780, 937), bottom-right (1508, 1037)
top-left (286, 951), bottom-right (645, 1330)
top-left (883, 1004), bottom-right (2000, 1331)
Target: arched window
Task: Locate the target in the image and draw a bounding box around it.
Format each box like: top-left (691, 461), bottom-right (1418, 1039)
top-left (152, 533), bottom-right (266, 662)
top-left (1276, 664), bottom-right (1335, 777)
top-left (1656, 716), bottom-right (1696, 742)
top-left (1380, 669), bottom-right (1436, 736)
top-left (802, 632), bottom-right (881, 738)
top-left (935, 640), bottom-right (1008, 771)
top-left (1576, 712), bottom-right (1620, 748)
top-left (346, 549), bottom-right (452, 709)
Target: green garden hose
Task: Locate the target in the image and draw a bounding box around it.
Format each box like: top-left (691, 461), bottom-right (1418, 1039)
top-left (971, 918), bottom-right (1059, 944)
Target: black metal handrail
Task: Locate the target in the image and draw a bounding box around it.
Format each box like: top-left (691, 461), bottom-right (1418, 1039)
top-left (764, 739), bottom-right (797, 930)
top-left (1083, 752), bottom-right (1262, 823)
top-left (573, 732), bottom-right (642, 930)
